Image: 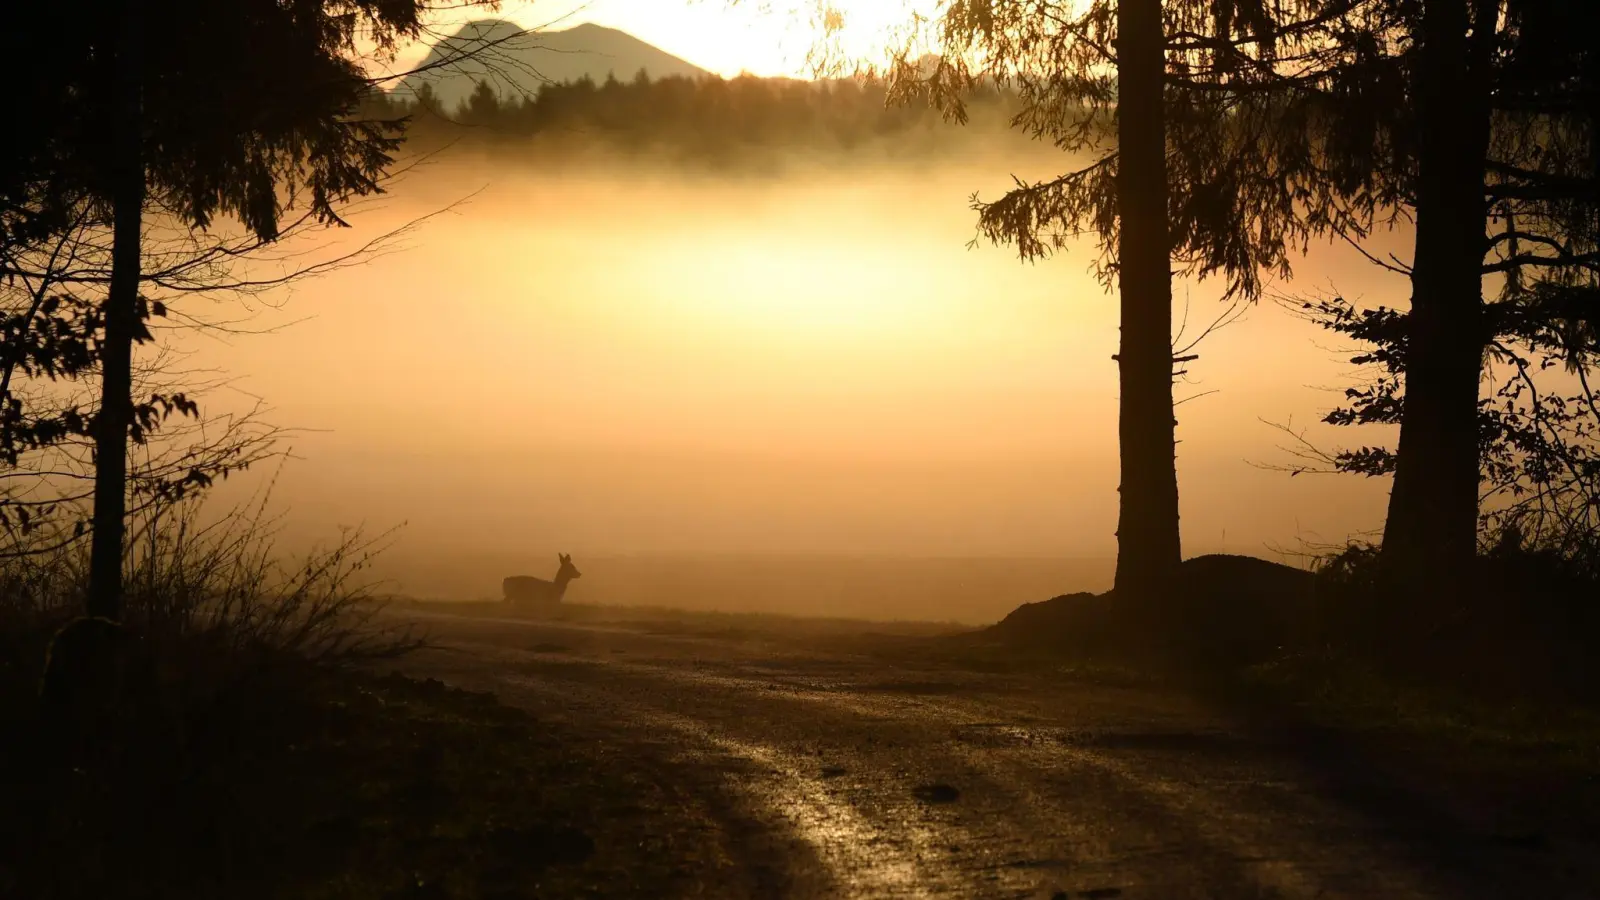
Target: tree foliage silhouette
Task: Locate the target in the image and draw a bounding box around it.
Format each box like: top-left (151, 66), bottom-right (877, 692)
top-left (1253, 0), bottom-right (1600, 600)
top-left (1289, 291), bottom-right (1600, 559)
top-left (845, 0), bottom-right (1382, 600)
top-left (821, 0), bottom-right (1599, 612)
top-left (1374, 0), bottom-right (1600, 595)
top-left (6, 0), bottom-right (489, 619)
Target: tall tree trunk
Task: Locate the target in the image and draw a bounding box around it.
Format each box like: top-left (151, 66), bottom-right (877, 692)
top-left (1113, 0), bottom-right (1182, 599)
top-left (1381, 0), bottom-right (1493, 612)
top-left (86, 0), bottom-right (145, 621)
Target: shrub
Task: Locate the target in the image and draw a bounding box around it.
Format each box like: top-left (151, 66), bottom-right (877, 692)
top-left (0, 494), bottom-right (429, 898)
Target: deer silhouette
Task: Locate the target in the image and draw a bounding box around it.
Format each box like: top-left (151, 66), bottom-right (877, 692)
top-left (503, 554), bottom-right (582, 608)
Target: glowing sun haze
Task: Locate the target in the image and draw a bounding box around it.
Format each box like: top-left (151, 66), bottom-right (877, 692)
top-left (189, 147), bottom-right (1401, 593)
top-left (167, 1), bottom-right (1415, 619)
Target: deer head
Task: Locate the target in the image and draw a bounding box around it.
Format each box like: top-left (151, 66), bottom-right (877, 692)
top-left (556, 553), bottom-right (582, 583)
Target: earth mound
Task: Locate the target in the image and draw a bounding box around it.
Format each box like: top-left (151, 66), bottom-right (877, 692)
top-left (987, 554), bottom-right (1316, 667)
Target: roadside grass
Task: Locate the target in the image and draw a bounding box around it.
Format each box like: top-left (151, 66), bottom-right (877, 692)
top-left (0, 645), bottom-right (724, 900)
top-left (1236, 650), bottom-right (1600, 776)
top-left (0, 498), bottom-right (727, 900)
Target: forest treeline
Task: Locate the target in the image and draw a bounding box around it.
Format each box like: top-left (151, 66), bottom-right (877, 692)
top-left (362, 72), bottom-right (1023, 161)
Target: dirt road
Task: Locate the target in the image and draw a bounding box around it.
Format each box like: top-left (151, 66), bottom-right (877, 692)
top-left (397, 610), bottom-right (1597, 899)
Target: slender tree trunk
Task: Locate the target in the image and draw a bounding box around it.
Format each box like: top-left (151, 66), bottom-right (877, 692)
top-left (1381, 0), bottom-right (1493, 611)
top-left (86, 0), bottom-right (145, 621)
top-left (1113, 0), bottom-right (1182, 599)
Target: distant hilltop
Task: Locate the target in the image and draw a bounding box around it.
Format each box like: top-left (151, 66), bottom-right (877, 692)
top-left (396, 20), bottom-right (712, 110)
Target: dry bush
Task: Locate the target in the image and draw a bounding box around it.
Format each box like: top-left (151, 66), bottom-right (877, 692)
top-left (0, 490), bottom-right (428, 898)
top-left (119, 495), bottom-right (421, 668)
top-left (0, 485), bottom-right (422, 731)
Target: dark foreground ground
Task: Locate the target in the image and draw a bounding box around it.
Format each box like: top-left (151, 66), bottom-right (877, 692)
top-left (389, 604), bottom-right (1600, 900)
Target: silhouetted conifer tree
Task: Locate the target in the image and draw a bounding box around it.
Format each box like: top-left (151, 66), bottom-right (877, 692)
top-left (855, 0), bottom-right (1371, 602)
top-left (9, 0), bottom-right (482, 619)
top-left (1375, 0), bottom-right (1600, 599)
top-left (1269, 0), bottom-right (1600, 606)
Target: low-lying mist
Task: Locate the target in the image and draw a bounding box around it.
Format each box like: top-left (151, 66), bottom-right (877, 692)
top-left (178, 130), bottom-right (1409, 622)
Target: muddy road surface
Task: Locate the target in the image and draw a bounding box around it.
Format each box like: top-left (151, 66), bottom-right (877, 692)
top-left (396, 609), bottom-right (1598, 899)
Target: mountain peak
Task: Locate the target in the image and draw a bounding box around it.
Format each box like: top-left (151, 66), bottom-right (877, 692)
top-left (400, 19), bottom-right (711, 109)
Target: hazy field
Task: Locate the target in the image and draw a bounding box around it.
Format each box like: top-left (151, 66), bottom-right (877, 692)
top-left (183, 140), bottom-right (1404, 622)
top-left (386, 553), bottom-right (1124, 624)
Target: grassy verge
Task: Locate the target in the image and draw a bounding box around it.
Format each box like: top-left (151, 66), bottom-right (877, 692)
top-left (0, 655), bottom-right (719, 900)
top-left (0, 500), bottom-right (737, 899)
top-left (1234, 651), bottom-right (1600, 776)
